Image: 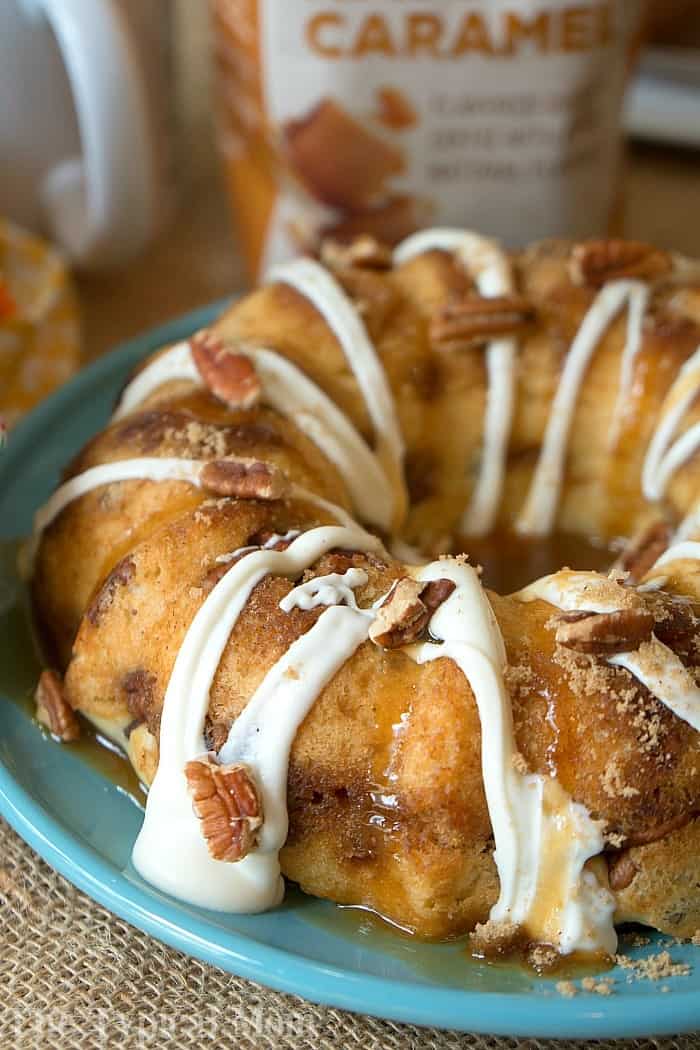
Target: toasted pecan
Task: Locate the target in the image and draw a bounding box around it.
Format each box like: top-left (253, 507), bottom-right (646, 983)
top-left (200, 458), bottom-right (289, 501)
top-left (615, 521), bottom-right (672, 583)
top-left (321, 235), bottom-right (393, 272)
top-left (35, 669), bottom-right (80, 742)
top-left (190, 329), bottom-right (261, 409)
top-left (430, 294), bottom-right (533, 351)
top-left (555, 607), bottom-right (654, 654)
top-left (185, 755), bottom-right (263, 862)
top-left (608, 851), bottom-right (638, 891)
top-left (369, 576), bottom-right (455, 648)
top-left (568, 240), bottom-right (672, 288)
top-left (646, 592), bottom-right (700, 652)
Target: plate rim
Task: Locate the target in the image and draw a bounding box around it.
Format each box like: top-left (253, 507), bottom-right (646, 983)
top-left (2, 303), bottom-right (700, 1038)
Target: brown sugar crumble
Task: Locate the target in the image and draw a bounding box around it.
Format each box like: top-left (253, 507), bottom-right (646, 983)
top-left (581, 976), bottom-right (614, 996)
top-left (504, 661), bottom-right (538, 697)
top-left (555, 980), bottom-right (577, 998)
top-left (511, 751), bottom-right (529, 776)
top-left (615, 950), bottom-right (690, 981)
top-left (601, 759), bottom-right (640, 800)
top-left (470, 918), bottom-right (520, 954)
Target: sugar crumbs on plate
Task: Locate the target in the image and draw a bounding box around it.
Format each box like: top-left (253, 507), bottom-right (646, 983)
top-left (615, 950), bottom-right (690, 981)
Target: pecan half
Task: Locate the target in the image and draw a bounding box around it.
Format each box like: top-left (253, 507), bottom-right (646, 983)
top-left (185, 755), bottom-right (263, 862)
top-left (321, 235), bottom-right (393, 272)
top-left (568, 240), bottom-right (672, 288)
top-left (35, 669), bottom-right (80, 742)
top-left (430, 294), bottom-right (534, 351)
top-left (369, 576), bottom-right (455, 648)
top-left (651, 595), bottom-right (700, 651)
top-left (608, 851), bottom-right (638, 891)
top-left (190, 329), bottom-right (261, 409)
top-left (614, 521), bottom-right (672, 583)
top-left (555, 607), bottom-right (654, 654)
top-left (200, 457), bottom-right (289, 501)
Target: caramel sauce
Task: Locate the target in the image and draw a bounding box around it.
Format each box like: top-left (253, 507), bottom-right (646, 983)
top-left (456, 529), bottom-right (618, 594)
top-left (301, 891), bottom-right (613, 982)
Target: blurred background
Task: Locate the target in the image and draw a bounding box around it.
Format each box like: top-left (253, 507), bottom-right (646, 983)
top-left (80, 0), bottom-right (700, 356)
top-left (1, 0), bottom-right (699, 423)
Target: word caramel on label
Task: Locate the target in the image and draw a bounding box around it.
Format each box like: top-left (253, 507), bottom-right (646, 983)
top-left (211, 0), bottom-right (645, 279)
top-left (306, 4), bottom-right (614, 59)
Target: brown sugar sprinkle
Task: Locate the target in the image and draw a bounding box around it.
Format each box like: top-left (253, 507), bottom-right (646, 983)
top-left (581, 976), bottom-right (614, 996)
top-left (615, 950), bottom-right (690, 981)
top-left (553, 643), bottom-right (621, 698)
top-left (552, 644), bottom-right (671, 758)
top-left (620, 932), bottom-right (651, 948)
top-left (601, 759), bottom-right (640, 800)
top-left (527, 944), bottom-right (559, 971)
top-left (555, 980), bottom-right (577, 998)
top-left (504, 661), bottom-right (538, 696)
top-left (162, 420), bottom-right (229, 460)
top-left (470, 918), bottom-right (521, 955)
top-left (511, 751), bottom-right (529, 775)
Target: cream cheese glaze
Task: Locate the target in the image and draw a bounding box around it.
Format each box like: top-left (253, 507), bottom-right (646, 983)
top-left (643, 345), bottom-right (700, 503)
top-left (516, 280), bottom-right (649, 536)
top-left (516, 571), bottom-right (700, 733)
top-left (406, 559), bottom-right (615, 954)
top-left (28, 456), bottom-right (358, 563)
top-left (268, 258), bottom-right (406, 522)
top-left (112, 340), bottom-right (394, 531)
top-left (395, 229), bottom-right (518, 537)
top-left (132, 524), bottom-right (383, 911)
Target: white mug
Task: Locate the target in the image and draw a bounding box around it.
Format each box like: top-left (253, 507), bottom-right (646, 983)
top-left (0, 0), bottom-right (173, 269)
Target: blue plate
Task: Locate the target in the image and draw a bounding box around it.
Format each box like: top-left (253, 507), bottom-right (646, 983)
top-left (1, 304), bottom-right (699, 1038)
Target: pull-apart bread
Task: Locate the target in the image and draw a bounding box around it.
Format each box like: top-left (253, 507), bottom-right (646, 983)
top-left (29, 231), bottom-right (700, 960)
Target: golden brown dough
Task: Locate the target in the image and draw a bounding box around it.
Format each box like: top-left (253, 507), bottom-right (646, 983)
top-left (30, 234), bottom-right (700, 946)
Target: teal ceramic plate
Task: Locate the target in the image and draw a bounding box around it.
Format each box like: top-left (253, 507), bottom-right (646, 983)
top-left (1, 305), bottom-right (699, 1038)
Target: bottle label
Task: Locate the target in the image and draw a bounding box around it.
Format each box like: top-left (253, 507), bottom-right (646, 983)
top-left (212, 0), bottom-right (644, 279)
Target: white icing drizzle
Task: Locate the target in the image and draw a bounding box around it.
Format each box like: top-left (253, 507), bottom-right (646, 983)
top-left (112, 342), bottom-right (199, 421)
top-left (216, 531), bottom-right (302, 566)
top-left (405, 559), bottom-right (615, 955)
top-left (517, 281), bottom-right (649, 536)
top-left (607, 283), bottom-right (651, 449)
top-left (642, 345), bottom-right (700, 502)
top-left (653, 541), bottom-right (700, 570)
top-left (675, 503), bottom-right (700, 543)
top-left (517, 571), bottom-right (700, 733)
top-left (132, 524), bottom-right (382, 911)
top-left (279, 568), bottom-right (368, 613)
top-left (267, 258), bottom-right (405, 519)
top-left (395, 229), bottom-right (517, 537)
top-left (34, 458), bottom-right (205, 536)
top-left (112, 341), bottom-right (394, 531)
top-left (609, 638), bottom-right (700, 733)
top-left (29, 457), bottom-right (356, 562)
top-left (517, 571), bottom-right (628, 615)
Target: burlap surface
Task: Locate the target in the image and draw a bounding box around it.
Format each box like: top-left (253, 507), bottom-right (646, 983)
top-left (2, 819), bottom-right (698, 1050)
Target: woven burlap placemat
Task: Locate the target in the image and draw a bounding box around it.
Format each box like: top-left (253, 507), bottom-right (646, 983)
top-left (1, 817), bottom-right (696, 1050)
